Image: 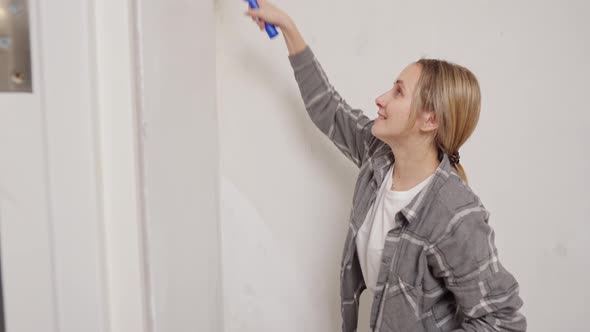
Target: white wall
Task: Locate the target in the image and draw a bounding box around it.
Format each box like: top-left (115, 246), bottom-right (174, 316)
top-left (1, 0), bottom-right (223, 331)
top-left (1, 0), bottom-right (588, 331)
top-left (0, 0), bottom-right (115, 331)
top-left (216, 0), bottom-right (590, 331)
top-left (94, 0), bottom-right (149, 330)
top-left (136, 0), bottom-right (222, 331)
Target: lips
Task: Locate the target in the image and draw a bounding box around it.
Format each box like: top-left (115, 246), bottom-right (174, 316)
top-left (377, 111), bottom-right (388, 119)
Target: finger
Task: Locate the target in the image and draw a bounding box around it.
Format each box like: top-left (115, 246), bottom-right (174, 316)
top-left (246, 13), bottom-right (261, 25)
top-left (249, 15), bottom-right (263, 30)
top-left (244, 8), bottom-right (260, 18)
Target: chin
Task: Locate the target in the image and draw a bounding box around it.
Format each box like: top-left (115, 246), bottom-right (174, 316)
top-left (371, 122), bottom-right (386, 137)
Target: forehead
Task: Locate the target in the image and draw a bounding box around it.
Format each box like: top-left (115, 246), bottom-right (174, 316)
top-left (397, 63), bottom-right (421, 91)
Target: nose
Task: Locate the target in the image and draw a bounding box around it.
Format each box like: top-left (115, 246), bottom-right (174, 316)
top-left (375, 95), bottom-right (385, 109)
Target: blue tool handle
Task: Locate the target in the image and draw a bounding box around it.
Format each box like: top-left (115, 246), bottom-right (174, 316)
top-left (246, 0), bottom-right (279, 39)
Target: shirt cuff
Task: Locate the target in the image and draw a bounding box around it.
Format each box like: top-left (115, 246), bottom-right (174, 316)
top-left (288, 45), bottom-right (314, 68)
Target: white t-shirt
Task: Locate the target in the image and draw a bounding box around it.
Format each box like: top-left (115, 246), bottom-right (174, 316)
top-left (355, 163), bottom-right (435, 294)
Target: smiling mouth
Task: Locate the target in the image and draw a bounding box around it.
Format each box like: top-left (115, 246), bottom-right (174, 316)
top-left (378, 113), bottom-right (387, 120)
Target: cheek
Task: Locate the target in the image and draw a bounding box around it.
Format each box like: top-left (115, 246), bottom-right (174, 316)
top-left (386, 106), bottom-right (411, 126)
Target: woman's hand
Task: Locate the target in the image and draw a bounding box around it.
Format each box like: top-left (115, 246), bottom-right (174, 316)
top-left (244, 0), bottom-right (292, 31)
top-left (244, 0), bottom-right (307, 55)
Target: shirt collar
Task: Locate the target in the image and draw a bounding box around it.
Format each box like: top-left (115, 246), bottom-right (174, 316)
top-left (370, 143), bottom-right (454, 225)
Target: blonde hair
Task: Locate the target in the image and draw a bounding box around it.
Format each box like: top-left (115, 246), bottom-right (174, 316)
top-left (404, 58), bottom-right (481, 186)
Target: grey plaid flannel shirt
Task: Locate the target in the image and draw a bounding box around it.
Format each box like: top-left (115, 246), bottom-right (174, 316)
top-left (288, 45), bottom-right (526, 332)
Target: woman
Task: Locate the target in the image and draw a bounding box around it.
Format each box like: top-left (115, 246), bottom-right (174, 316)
top-left (245, 1), bottom-right (527, 331)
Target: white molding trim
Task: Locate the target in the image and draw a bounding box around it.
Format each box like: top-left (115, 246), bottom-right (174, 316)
top-left (91, 0), bottom-right (151, 331)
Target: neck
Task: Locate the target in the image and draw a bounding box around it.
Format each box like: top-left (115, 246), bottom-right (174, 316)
top-left (388, 141), bottom-right (440, 191)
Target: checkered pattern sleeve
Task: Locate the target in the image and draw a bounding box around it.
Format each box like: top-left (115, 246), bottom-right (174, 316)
top-left (288, 45), bottom-right (374, 168)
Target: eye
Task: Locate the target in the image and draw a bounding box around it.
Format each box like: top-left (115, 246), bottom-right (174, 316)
top-left (394, 85), bottom-right (403, 97)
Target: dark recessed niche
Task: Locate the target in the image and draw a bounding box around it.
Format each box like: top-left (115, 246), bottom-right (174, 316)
top-left (0, 0), bottom-right (33, 93)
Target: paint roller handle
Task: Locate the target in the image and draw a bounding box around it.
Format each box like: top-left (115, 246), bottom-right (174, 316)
top-left (244, 0), bottom-right (307, 55)
top-left (246, 0), bottom-right (279, 39)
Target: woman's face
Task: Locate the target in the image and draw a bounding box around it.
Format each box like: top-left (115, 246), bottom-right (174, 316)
top-left (371, 62), bottom-right (424, 140)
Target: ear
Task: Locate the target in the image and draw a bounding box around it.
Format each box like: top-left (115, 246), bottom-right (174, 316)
top-left (420, 112), bottom-right (439, 133)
